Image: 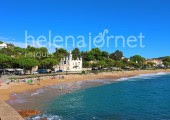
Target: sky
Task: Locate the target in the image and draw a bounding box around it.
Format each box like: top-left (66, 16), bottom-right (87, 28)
top-left (0, 0), bottom-right (170, 58)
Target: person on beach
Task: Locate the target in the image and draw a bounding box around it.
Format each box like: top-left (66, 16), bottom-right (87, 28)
top-left (0, 72), bottom-right (2, 86)
top-left (51, 75), bottom-right (56, 79)
top-left (37, 76), bottom-right (41, 85)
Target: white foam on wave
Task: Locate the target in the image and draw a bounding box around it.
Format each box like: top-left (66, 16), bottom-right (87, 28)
top-left (116, 72), bottom-right (170, 82)
top-left (103, 81), bottom-right (111, 84)
top-left (156, 72), bottom-right (169, 75)
top-left (135, 72), bottom-right (169, 79)
top-left (88, 79), bottom-right (112, 84)
top-left (26, 114), bottom-right (62, 120)
top-left (31, 89), bottom-right (44, 96)
top-left (116, 77), bottom-right (130, 81)
top-left (31, 92), bottom-right (39, 96)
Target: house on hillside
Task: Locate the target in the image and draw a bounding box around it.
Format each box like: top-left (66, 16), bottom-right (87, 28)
top-left (145, 59), bottom-right (164, 67)
top-left (0, 43), bottom-right (7, 49)
top-left (54, 52), bottom-right (82, 72)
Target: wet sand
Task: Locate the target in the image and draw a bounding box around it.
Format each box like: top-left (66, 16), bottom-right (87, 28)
top-left (7, 79), bottom-right (106, 110)
top-left (0, 69), bottom-right (170, 102)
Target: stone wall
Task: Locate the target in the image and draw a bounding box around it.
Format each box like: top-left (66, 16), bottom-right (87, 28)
top-left (0, 101), bottom-right (23, 120)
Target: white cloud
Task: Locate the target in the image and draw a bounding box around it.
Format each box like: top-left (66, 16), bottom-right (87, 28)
top-left (0, 36), bottom-right (27, 48)
top-left (0, 36), bottom-right (76, 53)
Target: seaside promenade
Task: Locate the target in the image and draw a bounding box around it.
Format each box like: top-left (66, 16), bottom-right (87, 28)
top-left (0, 100), bottom-right (23, 120)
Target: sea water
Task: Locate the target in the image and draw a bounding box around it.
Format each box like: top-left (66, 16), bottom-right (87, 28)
top-left (28, 73), bottom-right (170, 120)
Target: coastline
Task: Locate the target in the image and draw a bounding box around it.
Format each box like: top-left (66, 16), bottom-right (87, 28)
top-left (0, 69), bottom-right (170, 102)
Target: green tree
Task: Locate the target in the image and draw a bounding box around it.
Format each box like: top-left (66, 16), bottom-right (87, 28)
top-left (83, 51), bottom-right (95, 61)
top-left (147, 62), bottom-right (156, 68)
top-left (109, 50), bottom-right (123, 61)
top-left (11, 57), bottom-right (20, 68)
top-left (41, 58), bottom-right (58, 69)
top-left (163, 56), bottom-right (170, 62)
top-left (91, 63), bottom-right (99, 68)
top-left (163, 61), bottom-right (170, 68)
top-left (105, 58), bottom-right (115, 67)
top-left (19, 57), bottom-right (40, 70)
top-left (101, 51), bottom-right (109, 60)
top-left (0, 54), bottom-right (12, 68)
top-left (162, 56), bottom-right (170, 68)
top-left (127, 61), bottom-right (139, 68)
top-left (115, 61), bottom-right (124, 68)
top-left (13, 47), bottom-right (27, 55)
top-left (91, 48), bottom-right (102, 60)
top-left (130, 55), bottom-right (145, 67)
top-left (0, 48), bottom-right (15, 56)
top-left (83, 61), bottom-right (91, 68)
top-left (54, 48), bottom-right (69, 61)
top-left (81, 49), bottom-right (108, 61)
top-left (25, 46), bottom-right (49, 60)
top-left (72, 48), bottom-right (81, 60)
top-left (26, 46), bottom-right (37, 52)
top-left (98, 60), bottom-right (108, 68)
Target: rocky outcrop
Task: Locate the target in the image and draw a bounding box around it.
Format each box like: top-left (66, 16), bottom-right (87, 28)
top-left (18, 110), bottom-right (41, 118)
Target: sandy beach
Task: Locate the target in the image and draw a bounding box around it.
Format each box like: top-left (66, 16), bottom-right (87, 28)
top-left (0, 69), bottom-right (170, 102)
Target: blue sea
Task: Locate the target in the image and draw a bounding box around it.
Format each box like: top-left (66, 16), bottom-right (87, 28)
top-left (27, 72), bottom-right (170, 120)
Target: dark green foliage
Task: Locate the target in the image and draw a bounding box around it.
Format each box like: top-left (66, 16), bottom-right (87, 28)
top-left (72, 48), bottom-right (81, 60)
top-left (19, 57), bottom-right (40, 70)
top-left (109, 50), bottom-right (123, 61)
top-left (40, 58), bottom-right (58, 69)
top-left (83, 61), bottom-right (91, 68)
top-left (163, 56), bottom-right (170, 62)
top-left (163, 56), bottom-right (170, 68)
top-left (130, 55), bottom-right (145, 63)
top-left (54, 48), bottom-right (69, 61)
top-left (0, 41), bottom-right (168, 71)
top-left (0, 54), bottom-right (13, 68)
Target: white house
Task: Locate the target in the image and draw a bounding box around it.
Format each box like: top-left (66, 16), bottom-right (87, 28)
top-left (54, 52), bottom-right (82, 72)
top-left (0, 43), bottom-right (7, 49)
top-left (145, 59), bottom-right (164, 67)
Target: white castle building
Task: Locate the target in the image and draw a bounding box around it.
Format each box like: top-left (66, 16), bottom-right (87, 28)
top-left (54, 52), bottom-right (82, 72)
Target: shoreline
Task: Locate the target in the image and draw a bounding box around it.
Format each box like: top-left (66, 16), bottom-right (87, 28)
top-left (0, 69), bottom-right (170, 102)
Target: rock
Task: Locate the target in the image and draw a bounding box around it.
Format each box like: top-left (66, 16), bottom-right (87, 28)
top-left (18, 110), bottom-right (41, 118)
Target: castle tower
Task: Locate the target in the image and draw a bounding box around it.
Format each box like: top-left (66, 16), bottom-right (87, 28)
top-left (69, 51), bottom-right (73, 60)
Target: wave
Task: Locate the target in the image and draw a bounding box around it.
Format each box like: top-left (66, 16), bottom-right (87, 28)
top-left (155, 72), bottom-right (169, 75)
top-left (135, 72), bottom-right (170, 79)
top-left (26, 113), bottom-right (62, 120)
top-left (31, 89), bottom-right (44, 96)
top-left (116, 72), bottom-right (170, 82)
top-left (31, 92), bottom-right (39, 96)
